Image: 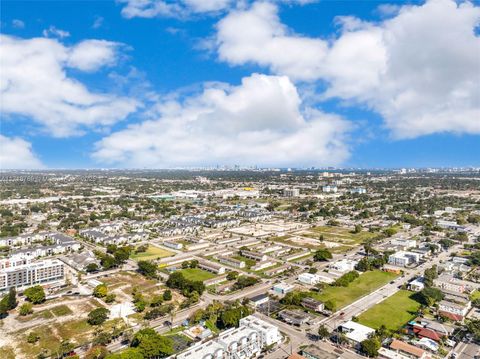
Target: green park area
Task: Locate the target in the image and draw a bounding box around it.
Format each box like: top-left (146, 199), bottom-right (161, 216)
top-left (130, 245), bottom-right (174, 261)
top-left (358, 290), bottom-right (422, 331)
top-left (178, 268), bottom-right (216, 282)
top-left (309, 270), bottom-right (398, 310)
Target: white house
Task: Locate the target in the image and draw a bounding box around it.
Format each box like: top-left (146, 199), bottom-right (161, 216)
top-left (298, 272), bottom-right (321, 285)
top-left (330, 259), bottom-right (358, 273)
top-left (339, 321), bottom-right (375, 346)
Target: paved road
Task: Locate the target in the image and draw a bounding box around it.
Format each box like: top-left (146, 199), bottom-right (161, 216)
top-left (253, 312), bottom-right (364, 359)
top-left (453, 339), bottom-right (479, 359)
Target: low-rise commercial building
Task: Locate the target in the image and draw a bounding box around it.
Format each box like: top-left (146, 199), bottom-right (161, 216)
top-left (218, 256), bottom-right (246, 269)
top-left (272, 282), bottom-right (294, 295)
top-left (241, 250), bottom-right (267, 262)
top-left (298, 273), bottom-right (321, 285)
top-left (301, 297), bottom-right (324, 312)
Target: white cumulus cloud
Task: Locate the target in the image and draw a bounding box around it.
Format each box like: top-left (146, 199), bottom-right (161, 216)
top-left (42, 25), bottom-right (71, 39)
top-left (93, 73), bottom-right (350, 168)
top-left (120, 0), bottom-right (233, 19)
top-left (0, 134), bottom-right (44, 169)
top-left (215, 0), bottom-right (480, 138)
top-left (0, 35), bottom-right (138, 137)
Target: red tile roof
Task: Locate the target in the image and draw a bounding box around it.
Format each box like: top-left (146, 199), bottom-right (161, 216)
top-left (439, 310), bottom-right (463, 322)
top-left (390, 339), bottom-right (426, 358)
top-left (413, 327), bottom-right (443, 342)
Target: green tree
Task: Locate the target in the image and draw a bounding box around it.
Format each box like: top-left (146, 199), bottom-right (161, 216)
top-left (137, 260), bottom-right (158, 279)
top-left (419, 287), bottom-right (444, 306)
top-left (423, 265), bottom-right (438, 287)
top-left (24, 285), bottom-right (46, 304)
top-left (105, 293), bottom-right (116, 303)
top-left (313, 248), bottom-right (333, 261)
top-left (86, 263), bottom-right (99, 273)
top-left (318, 325), bottom-right (330, 340)
top-left (226, 271), bottom-right (239, 281)
top-left (85, 345), bottom-right (109, 359)
top-left (19, 302), bottom-right (33, 316)
top-left (361, 337), bottom-right (381, 357)
top-left (162, 290), bottom-right (172, 301)
top-left (88, 307), bottom-right (110, 325)
top-left (93, 284), bottom-right (108, 298)
top-left (27, 332), bottom-right (40, 343)
top-left (7, 287), bottom-right (17, 310)
top-left (131, 328), bottom-right (174, 358)
top-left (324, 300), bottom-right (337, 312)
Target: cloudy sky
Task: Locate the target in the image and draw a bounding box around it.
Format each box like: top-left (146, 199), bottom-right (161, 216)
top-left (1, 0), bottom-right (479, 169)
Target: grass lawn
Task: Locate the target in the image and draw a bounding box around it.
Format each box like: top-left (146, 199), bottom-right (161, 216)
top-left (471, 290), bottom-right (480, 301)
top-left (357, 290), bottom-right (421, 331)
top-left (130, 246), bottom-right (175, 261)
top-left (178, 268), bottom-right (216, 281)
top-left (0, 346), bottom-right (15, 359)
top-left (205, 319), bottom-right (220, 334)
top-left (231, 255), bottom-right (256, 268)
top-left (50, 304), bottom-right (73, 317)
top-left (308, 226), bottom-right (376, 245)
top-left (309, 270), bottom-right (398, 309)
top-left (131, 245), bottom-right (174, 261)
top-left (16, 318), bottom-right (125, 358)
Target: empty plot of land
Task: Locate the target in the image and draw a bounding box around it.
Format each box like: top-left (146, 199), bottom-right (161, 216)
top-left (357, 290), bottom-right (421, 331)
top-left (309, 271), bottom-right (398, 310)
top-left (303, 226), bottom-right (376, 245)
top-left (130, 245), bottom-right (175, 261)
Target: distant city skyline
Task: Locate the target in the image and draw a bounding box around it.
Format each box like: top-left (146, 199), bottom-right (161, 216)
top-left (1, 0), bottom-right (479, 169)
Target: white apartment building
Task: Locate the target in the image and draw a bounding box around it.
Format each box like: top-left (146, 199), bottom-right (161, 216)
top-left (322, 185), bottom-right (338, 193)
top-left (251, 261), bottom-right (275, 271)
top-left (218, 256), bottom-right (246, 269)
top-left (283, 188), bottom-right (300, 197)
top-left (0, 256), bottom-right (30, 270)
top-left (198, 260), bottom-right (226, 275)
top-left (241, 250), bottom-right (267, 262)
top-left (163, 241), bottom-right (183, 250)
top-left (298, 272), bottom-right (321, 285)
top-left (433, 274), bottom-right (477, 294)
top-left (350, 188), bottom-right (366, 194)
top-left (0, 259), bottom-right (65, 292)
top-left (175, 315), bottom-right (281, 359)
top-left (388, 251), bottom-right (421, 267)
top-left (438, 300), bottom-right (470, 320)
top-left (329, 259), bottom-right (358, 273)
top-left (391, 238), bottom-right (417, 249)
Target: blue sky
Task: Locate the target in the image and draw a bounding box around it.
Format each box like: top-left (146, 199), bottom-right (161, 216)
top-left (1, 0), bottom-right (479, 169)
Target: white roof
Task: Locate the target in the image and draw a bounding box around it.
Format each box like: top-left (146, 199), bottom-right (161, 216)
top-left (341, 320), bottom-right (375, 343)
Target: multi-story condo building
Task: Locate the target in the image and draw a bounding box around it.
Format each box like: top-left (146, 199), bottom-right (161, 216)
top-left (388, 251), bottom-right (421, 267)
top-left (438, 300), bottom-right (470, 321)
top-left (434, 273), bottom-right (477, 294)
top-left (175, 315), bottom-right (281, 359)
top-left (0, 259), bottom-right (65, 292)
top-left (283, 188), bottom-right (300, 197)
